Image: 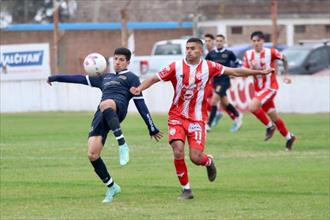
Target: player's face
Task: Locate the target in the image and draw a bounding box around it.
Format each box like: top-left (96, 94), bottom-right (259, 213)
top-left (251, 36), bottom-right (264, 52)
top-left (186, 42), bottom-right (203, 63)
top-left (215, 36), bottom-right (225, 49)
top-left (204, 37), bottom-right (214, 51)
top-left (113, 54), bottom-right (130, 72)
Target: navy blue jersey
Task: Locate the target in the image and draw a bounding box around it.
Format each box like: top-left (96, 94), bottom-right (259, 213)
top-left (48, 69), bottom-right (159, 136)
top-left (205, 48), bottom-right (239, 67)
top-left (205, 48), bottom-right (239, 83)
top-left (87, 69), bottom-right (141, 110)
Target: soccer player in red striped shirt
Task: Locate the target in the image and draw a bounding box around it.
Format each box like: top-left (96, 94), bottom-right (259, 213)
top-left (243, 31), bottom-right (296, 151)
top-left (131, 38), bottom-right (271, 200)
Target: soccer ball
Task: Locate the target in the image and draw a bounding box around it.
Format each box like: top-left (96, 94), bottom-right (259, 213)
top-left (83, 53), bottom-right (107, 75)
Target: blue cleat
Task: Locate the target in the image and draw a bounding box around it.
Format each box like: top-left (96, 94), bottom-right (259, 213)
top-left (230, 113), bottom-right (243, 133)
top-left (211, 112), bottom-right (223, 127)
top-left (102, 183), bottom-right (121, 204)
top-left (119, 143), bottom-right (129, 166)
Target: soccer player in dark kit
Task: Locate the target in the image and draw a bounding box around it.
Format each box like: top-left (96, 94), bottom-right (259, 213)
top-left (205, 34), bottom-right (243, 132)
top-left (47, 47), bottom-right (163, 203)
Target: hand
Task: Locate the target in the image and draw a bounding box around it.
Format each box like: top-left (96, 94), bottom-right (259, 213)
top-left (151, 130), bottom-right (164, 142)
top-left (259, 68), bottom-right (274, 75)
top-left (130, 86), bottom-right (141, 95)
top-left (283, 75), bottom-right (292, 84)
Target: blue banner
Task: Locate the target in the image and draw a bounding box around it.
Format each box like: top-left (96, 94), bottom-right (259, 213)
top-left (0, 51), bottom-right (44, 67)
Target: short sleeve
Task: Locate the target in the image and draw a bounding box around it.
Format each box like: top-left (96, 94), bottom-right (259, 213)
top-left (271, 48), bottom-right (283, 61)
top-left (156, 62), bottom-right (176, 81)
top-left (209, 61), bottom-right (225, 78)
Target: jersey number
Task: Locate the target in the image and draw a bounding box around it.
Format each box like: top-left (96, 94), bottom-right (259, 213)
top-left (194, 131), bottom-right (202, 141)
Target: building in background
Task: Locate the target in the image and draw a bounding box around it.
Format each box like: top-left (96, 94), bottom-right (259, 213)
top-left (0, 0), bottom-right (329, 72)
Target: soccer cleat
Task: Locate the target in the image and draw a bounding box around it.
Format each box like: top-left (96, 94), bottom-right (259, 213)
top-left (230, 113), bottom-right (243, 132)
top-left (177, 189), bottom-right (194, 200)
top-left (206, 155), bottom-right (217, 182)
top-left (119, 143), bottom-right (129, 166)
top-left (285, 135), bottom-right (296, 151)
top-left (102, 183), bottom-right (121, 204)
top-left (211, 112), bottom-right (223, 127)
top-left (264, 125), bottom-right (276, 141)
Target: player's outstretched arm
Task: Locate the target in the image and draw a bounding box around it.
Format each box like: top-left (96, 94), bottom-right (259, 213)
top-left (130, 75), bottom-right (160, 95)
top-left (133, 97), bottom-right (163, 142)
top-left (47, 74), bottom-right (89, 86)
top-left (223, 67), bottom-right (272, 77)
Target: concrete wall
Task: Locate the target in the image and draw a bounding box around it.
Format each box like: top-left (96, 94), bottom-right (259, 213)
top-left (1, 75), bottom-right (329, 114)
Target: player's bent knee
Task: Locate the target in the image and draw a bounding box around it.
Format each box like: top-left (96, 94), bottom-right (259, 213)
top-left (173, 148), bottom-right (184, 159)
top-left (249, 102), bottom-right (258, 112)
top-left (211, 100), bottom-right (218, 106)
top-left (171, 140), bottom-right (185, 159)
top-left (87, 151), bottom-right (100, 161)
top-left (99, 99), bottom-right (116, 112)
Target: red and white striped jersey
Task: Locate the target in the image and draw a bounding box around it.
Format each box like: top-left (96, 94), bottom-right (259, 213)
top-left (157, 59), bottom-right (225, 122)
top-left (243, 48), bottom-right (282, 92)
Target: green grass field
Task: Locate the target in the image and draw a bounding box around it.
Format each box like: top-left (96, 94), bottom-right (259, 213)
top-left (1, 112), bottom-right (329, 220)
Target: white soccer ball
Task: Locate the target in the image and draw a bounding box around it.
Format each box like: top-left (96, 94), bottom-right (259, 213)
top-left (83, 53), bottom-right (107, 75)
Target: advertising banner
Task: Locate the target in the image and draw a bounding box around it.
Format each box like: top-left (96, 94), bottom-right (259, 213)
top-left (0, 43), bottom-right (51, 80)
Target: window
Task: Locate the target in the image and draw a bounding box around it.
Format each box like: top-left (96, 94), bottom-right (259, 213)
top-left (306, 48), bottom-right (328, 71)
top-left (231, 26), bottom-right (242, 34)
top-left (153, 44), bottom-right (181, 55)
top-left (264, 33), bottom-right (271, 42)
top-left (294, 25), bottom-right (306, 33)
top-left (325, 25), bottom-right (330, 33)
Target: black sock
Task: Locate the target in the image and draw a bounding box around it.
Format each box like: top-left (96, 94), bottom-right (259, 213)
top-left (90, 157), bottom-right (114, 187)
top-left (103, 108), bottom-right (126, 145)
top-left (226, 104), bottom-right (239, 118)
top-left (207, 106), bottom-right (218, 126)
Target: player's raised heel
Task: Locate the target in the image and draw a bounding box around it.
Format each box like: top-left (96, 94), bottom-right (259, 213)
top-left (264, 125), bottom-right (276, 141)
top-left (119, 143), bottom-right (129, 166)
top-left (177, 189), bottom-right (194, 200)
top-left (102, 183), bottom-right (121, 204)
top-left (206, 155), bottom-right (217, 182)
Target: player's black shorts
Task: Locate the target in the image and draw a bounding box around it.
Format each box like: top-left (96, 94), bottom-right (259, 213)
top-left (213, 75), bottom-right (231, 97)
top-left (88, 101), bottom-right (127, 145)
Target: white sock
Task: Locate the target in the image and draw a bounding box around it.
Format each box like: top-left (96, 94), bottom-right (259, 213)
top-left (183, 183), bottom-right (190, 190)
top-left (266, 122), bottom-right (273, 128)
top-left (106, 177), bottom-right (113, 187)
top-left (285, 133), bottom-right (292, 140)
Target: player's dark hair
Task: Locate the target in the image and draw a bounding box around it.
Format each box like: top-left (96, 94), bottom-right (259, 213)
top-left (187, 37), bottom-right (204, 46)
top-left (114, 47), bottom-right (131, 61)
top-left (204, 33), bottom-right (215, 40)
top-left (216, 34), bottom-right (225, 39)
top-left (250, 31), bottom-right (265, 40)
